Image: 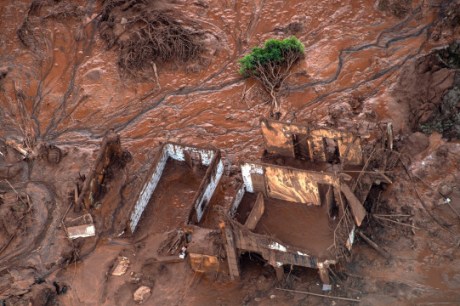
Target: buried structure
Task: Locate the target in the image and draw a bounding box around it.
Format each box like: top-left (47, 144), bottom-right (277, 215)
top-left (128, 142), bottom-right (224, 234)
top-left (126, 121), bottom-right (392, 287)
top-left (223, 119), bottom-right (392, 286)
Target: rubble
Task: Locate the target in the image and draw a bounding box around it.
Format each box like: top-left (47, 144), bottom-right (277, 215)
top-left (64, 213), bottom-right (95, 239)
top-left (111, 256), bottom-right (130, 276)
top-left (75, 130), bottom-right (130, 211)
top-left (1, 0), bottom-right (459, 304)
top-left (133, 286), bottom-right (151, 304)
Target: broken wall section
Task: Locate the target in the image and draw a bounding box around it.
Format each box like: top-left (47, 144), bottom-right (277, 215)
top-left (240, 162), bottom-right (338, 206)
top-left (75, 131), bottom-right (131, 211)
top-left (260, 118), bottom-right (364, 165)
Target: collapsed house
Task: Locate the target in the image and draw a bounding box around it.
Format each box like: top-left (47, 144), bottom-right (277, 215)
top-left (221, 118), bottom-right (391, 286)
top-left (129, 143), bottom-right (224, 234)
top-left (126, 120), bottom-right (391, 287)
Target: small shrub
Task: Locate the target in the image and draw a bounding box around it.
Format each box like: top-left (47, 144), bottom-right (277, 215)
top-left (239, 36), bottom-right (304, 76)
top-left (239, 36), bottom-right (304, 115)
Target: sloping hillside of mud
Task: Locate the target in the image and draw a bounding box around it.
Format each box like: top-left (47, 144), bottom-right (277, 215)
top-left (0, 0), bottom-right (459, 305)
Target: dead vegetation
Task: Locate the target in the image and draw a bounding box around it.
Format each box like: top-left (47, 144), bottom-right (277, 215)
top-left (377, 0), bottom-right (412, 18)
top-left (439, 0), bottom-right (460, 28)
top-left (99, 0), bottom-right (206, 78)
top-left (0, 190), bottom-right (31, 255)
top-left (17, 0), bottom-right (85, 54)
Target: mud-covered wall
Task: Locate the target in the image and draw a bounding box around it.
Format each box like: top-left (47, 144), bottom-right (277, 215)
top-left (241, 163), bottom-right (264, 193)
top-left (129, 143), bottom-right (221, 232)
top-left (265, 166), bottom-right (321, 205)
top-left (230, 222), bottom-right (320, 269)
top-left (229, 185), bottom-right (245, 217)
top-left (244, 193), bottom-right (264, 230)
top-left (129, 146), bottom-right (169, 232)
top-left (166, 143), bottom-right (216, 166)
top-left (260, 119), bottom-right (363, 165)
top-left (193, 157), bottom-right (224, 223)
top-left (240, 162), bottom-right (338, 205)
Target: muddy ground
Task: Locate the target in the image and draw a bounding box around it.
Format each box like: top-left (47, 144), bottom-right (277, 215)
top-left (0, 0), bottom-right (460, 305)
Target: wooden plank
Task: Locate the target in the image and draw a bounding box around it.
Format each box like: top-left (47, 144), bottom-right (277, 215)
top-left (325, 185), bottom-right (335, 213)
top-left (221, 224), bottom-right (240, 279)
top-left (340, 184), bottom-right (366, 226)
top-left (265, 166), bottom-right (320, 205)
top-left (245, 192), bottom-right (265, 230)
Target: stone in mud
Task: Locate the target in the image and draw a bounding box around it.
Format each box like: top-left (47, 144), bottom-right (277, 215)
top-left (133, 286), bottom-right (151, 304)
top-left (437, 197), bottom-right (450, 206)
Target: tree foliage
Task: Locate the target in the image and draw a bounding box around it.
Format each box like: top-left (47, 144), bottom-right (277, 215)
top-left (239, 37), bottom-right (305, 115)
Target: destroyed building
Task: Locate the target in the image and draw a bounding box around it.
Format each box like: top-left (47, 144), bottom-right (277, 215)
top-left (129, 143), bottom-right (224, 234)
top-left (59, 119), bottom-right (391, 290)
top-left (218, 118), bottom-right (391, 286)
top-left (123, 119), bottom-right (391, 288)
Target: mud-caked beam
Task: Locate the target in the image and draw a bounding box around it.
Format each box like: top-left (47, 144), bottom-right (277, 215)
top-left (220, 222), bottom-right (240, 280)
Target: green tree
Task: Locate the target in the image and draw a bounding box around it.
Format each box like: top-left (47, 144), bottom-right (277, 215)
top-left (239, 37), bottom-right (305, 116)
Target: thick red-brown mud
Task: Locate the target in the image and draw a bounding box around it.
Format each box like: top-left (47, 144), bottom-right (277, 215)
top-left (1, 0), bottom-right (460, 305)
top-left (254, 198), bottom-right (337, 260)
top-left (135, 159), bottom-right (207, 235)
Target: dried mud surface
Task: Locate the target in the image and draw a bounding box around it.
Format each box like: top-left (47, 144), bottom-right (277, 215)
top-left (0, 0), bottom-right (460, 305)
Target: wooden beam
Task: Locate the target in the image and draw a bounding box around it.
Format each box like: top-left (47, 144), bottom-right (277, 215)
top-left (245, 192), bottom-right (265, 230)
top-left (340, 184), bottom-right (366, 226)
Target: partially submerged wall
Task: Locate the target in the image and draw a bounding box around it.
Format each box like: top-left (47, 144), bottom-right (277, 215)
top-left (240, 162), bottom-right (366, 226)
top-left (129, 143), bottom-right (223, 233)
top-left (260, 118), bottom-right (364, 165)
top-left (244, 193), bottom-right (264, 230)
top-left (129, 147), bottom-right (169, 232)
top-left (241, 162), bottom-right (337, 205)
top-left (227, 220), bottom-right (335, 270)
top-left (229, 185), bottom-right (245, 218)
top-left (190, 151), bottom-right (224, 223)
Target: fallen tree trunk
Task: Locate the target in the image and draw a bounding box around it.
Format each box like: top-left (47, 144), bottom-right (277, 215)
top-left (75, 130), bottom-right (123, 211)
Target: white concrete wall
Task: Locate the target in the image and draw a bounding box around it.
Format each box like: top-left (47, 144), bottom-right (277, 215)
top-left (166, 143), bottom-right (215, 166)
top-left (240, 163), bottom-right (264, 193)
top-left (229, 185), bottom-right (245, 217)
top-left (194, 159), bottom-right (224, 222)
top-left (130, 143), bottom-right (222, 232)
top-left (129, 148), bottom-right (169, 232)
